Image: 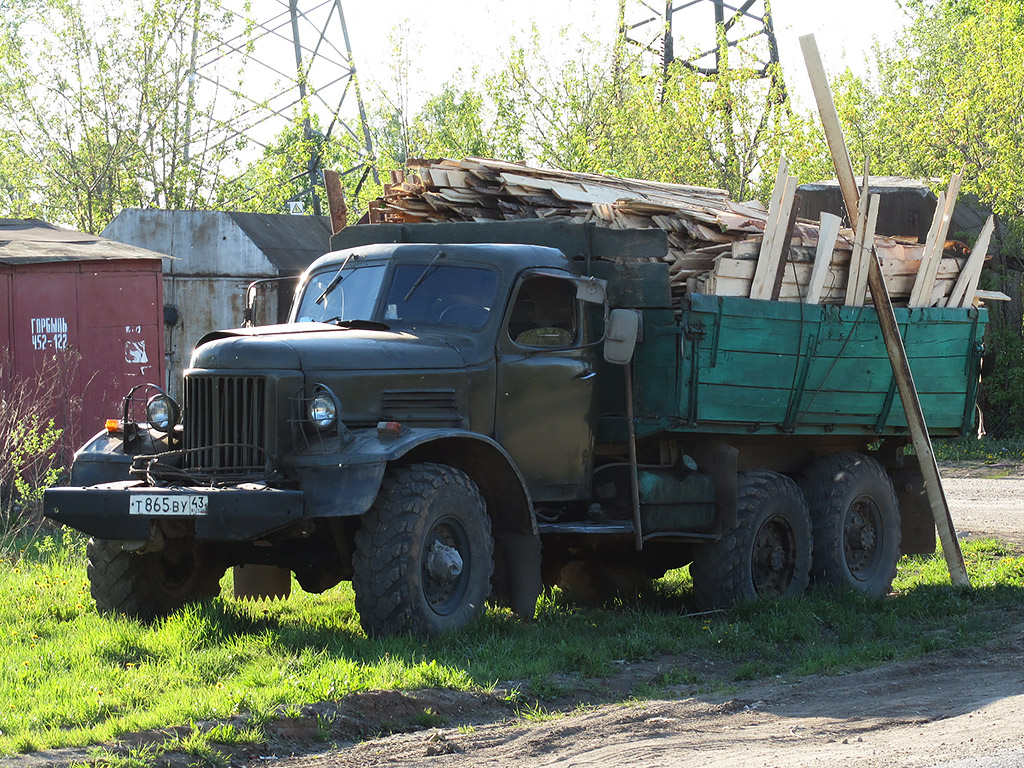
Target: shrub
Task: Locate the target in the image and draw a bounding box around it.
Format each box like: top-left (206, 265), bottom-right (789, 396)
top-left (0, 353), bottom-right (76, 556)
top-left (978, 326), bottom-right (1024, 438)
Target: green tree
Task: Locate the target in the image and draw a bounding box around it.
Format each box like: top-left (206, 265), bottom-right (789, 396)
top-left (216, 113), bottom-right (379, 220)
top-left (0, 0), bottom-right (247, 232)
top-left (487, 31), bottom-right (824, 202)
top-left (827, 0), bottom-right (1024, 433)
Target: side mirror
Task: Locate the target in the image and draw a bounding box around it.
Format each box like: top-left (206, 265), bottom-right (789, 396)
top-left (604, 309), bottom-right (640, 365)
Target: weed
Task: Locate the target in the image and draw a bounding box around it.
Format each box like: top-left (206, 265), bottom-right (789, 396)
top-left (515, 701), bottom-right (560, 722)
top-left (528, 675), bottom-right (571, 700)
top-left (412, 707), bottom-right (447, 728)
top-left (0, 353), bottom-right (75, 557)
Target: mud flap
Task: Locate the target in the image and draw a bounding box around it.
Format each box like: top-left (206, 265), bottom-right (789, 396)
top-left (491, 532), bottom-right (543, 620)
top-left (891, 458), bottom-right (936, 555)
top-left (233, 564), bottom-right (292, 600)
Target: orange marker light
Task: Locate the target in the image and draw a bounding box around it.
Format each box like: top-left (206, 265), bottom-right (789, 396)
top-left (105, 419), bottom-right (123, 434)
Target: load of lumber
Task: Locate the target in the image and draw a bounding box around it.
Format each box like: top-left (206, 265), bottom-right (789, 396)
top-left (368, 156), bottom-right (996, 309)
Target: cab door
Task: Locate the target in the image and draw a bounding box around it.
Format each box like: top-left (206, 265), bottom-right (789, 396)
top-left (494, 271), bottom-right (597, 501)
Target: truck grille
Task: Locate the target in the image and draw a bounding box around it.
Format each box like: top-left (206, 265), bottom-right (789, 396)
top-left (183, 375), bottom-right (268, 472)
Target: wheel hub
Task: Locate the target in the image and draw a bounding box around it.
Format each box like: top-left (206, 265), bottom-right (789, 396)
top-left (753, 514), bottom-right (797, 596)
top-left (426, 541), bottom-right (464, 585)
top-left (845, 497), bottom-right (882, 574)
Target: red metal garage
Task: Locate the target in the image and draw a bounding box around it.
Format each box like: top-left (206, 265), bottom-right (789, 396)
top-left (1, 219), bottom-right (168, 451)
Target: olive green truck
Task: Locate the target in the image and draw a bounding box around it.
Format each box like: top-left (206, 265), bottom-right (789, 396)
top-left (44, 220), bottom-right (986, 636)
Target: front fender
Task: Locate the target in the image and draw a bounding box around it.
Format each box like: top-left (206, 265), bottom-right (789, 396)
top-left (69, 430), bottom-right (133, 486)
top-left (284, 427), bottom-right (529, 519)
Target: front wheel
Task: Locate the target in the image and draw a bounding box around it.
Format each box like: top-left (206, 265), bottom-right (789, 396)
top-left (87, 538), bottom-right (225, 621)
top-left (691, 470), bottom-right (812, 610)
top-left (799, 453), bottom-right (901, 597)
top-left (352, 463), bottom-right (494, 637)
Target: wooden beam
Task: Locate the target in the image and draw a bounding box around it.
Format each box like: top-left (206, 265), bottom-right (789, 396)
top-left (751, 155), bottom-right (790, 289)
top-left (947, 214), bottom-right (994, 308)
top-left (800, 32), bottom-right (971, 589)
top-left (806, 212), bottom-right (842, 304)
top-left (844, 177), bottom-right (871, 305)
top-left (770, 192), bottom-right (802, 301)
top-left (751, 174), bottom-right (797, 299)
top-left (323, 169), bottom-right (348, 234)
top-left (910, 173), bottom-right (963, 307)
top-left (799, 35), bottom-right (860, 223)
top-left (849, 194), bottom-right (880, 307)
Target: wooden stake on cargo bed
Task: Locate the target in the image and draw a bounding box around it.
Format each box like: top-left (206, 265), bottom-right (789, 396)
top-left (800, 33), bottom-right (971, 588)
top-left (947, 214), bottom-right (995, 308)
top-left (805, 212), bottom-right (842, 304)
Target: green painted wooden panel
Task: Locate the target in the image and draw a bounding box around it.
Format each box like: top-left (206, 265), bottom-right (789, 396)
top-left (638, 294), bottom-right (986, 437)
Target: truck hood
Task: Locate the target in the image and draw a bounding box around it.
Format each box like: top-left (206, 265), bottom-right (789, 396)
top-left (189, 323), bottom-right (469, 372)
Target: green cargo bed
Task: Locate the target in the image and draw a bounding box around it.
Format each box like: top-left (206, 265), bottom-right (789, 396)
top-left (634, 294), bottom-right (986, 438)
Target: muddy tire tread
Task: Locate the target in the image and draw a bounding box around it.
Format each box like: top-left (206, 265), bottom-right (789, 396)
top-left (352, 462), bottom-right (493, 637)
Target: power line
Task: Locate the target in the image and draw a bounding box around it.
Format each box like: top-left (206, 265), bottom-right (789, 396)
top-left (181, 0), bottom-right (377, 212)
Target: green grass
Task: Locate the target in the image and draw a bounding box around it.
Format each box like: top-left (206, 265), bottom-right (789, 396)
top-left (2, 532), bottom-right (1024, 759)
top-left (932, 434), bottom-right (1024, 463)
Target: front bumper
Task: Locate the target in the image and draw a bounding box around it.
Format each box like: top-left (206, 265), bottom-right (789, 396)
top-left (44, 482), bottom-right (305, 541)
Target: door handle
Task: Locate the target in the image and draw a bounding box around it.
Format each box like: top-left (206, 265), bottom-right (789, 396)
top-left (574, 369), bottom-right (596, 381)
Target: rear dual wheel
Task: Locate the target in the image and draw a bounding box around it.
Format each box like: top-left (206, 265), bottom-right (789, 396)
top-left (691, 470), bottom-right (812, 610)
top-left (799, 453), bottom-right (901, 597)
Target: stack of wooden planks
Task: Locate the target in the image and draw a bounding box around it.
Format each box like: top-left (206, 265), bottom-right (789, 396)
top-left (371, 156), bottom-right (996, 309)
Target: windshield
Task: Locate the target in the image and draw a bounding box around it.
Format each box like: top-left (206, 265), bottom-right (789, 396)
top-left (294, 262), bottom-right (499, 329)
top-left (294, 264), bottom-right (387, 323)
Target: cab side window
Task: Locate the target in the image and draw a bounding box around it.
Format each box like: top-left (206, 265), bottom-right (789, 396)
top-left (508, 276), bottom-right (578, 348)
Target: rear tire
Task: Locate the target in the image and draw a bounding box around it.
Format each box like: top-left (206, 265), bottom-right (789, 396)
top-left (352, 463), bottom-right (494, 637)
top-left (87, 538), bottom-right (224, 621)
top-left (691, 470), bottom-right (812, 610)
top-left (799, 453), bottom-right (901, 597)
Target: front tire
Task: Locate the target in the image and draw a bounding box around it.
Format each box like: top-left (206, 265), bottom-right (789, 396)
top-left (352, 463), bottom-right (494, 637)
top-left (691, 470), bottom-right (812, 610)
top-left (87, 538), bottom-right (224, 621)
top-left (799, 453), bottom-right (901, 597)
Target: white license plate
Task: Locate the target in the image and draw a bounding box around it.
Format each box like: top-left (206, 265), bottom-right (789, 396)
top-left (128, 493), bottom-right (209, 516)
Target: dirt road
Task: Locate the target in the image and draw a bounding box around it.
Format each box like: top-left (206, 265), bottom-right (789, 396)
top-left (277, 632), bottom-right (1024, 768)
top-left (264, 472), bottom-right (1024, 768)
top-left (945, 472), bottom-right (1024, 549)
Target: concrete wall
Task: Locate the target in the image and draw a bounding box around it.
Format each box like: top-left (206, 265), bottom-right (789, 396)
top-left (102, 211), bottom-right (282, 398)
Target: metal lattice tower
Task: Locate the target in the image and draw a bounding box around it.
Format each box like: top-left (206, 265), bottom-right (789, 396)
top-left (187, 0), bottom-right (377, 214)
top-left (617, 0), bottom-right (784, 96)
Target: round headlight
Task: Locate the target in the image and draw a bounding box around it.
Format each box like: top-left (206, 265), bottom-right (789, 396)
top-left (146, 394), bottom-right (179, 432)
top-left (308, 393), bottom-right (337, 430)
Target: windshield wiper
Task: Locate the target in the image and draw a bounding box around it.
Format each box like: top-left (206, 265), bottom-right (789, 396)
top-left (324, 318), bottom-right (391, 331)
top-left (403, 250), bottom-right (446, 302)
top-left (315, 253), bottom-right (355, 305)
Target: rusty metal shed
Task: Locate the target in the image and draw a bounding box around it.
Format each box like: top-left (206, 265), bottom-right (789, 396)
top-left (101, 210), bottom-right (331, 396)
top-left (0, 218), bottom-right (168, 448)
